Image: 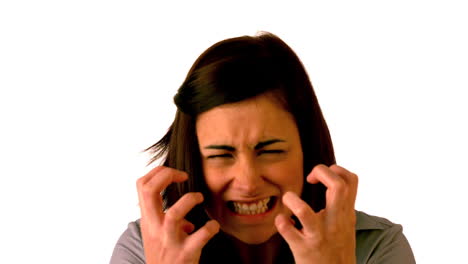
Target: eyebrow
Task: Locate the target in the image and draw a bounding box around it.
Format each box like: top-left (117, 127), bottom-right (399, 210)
top-left (254, 139), bottom-right (285, 150)
top-left (204, 139), bottom-right (285, 151)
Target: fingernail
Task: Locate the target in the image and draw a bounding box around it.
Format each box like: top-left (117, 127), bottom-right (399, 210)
top-left (197, 192), bottom-right (204, 201)
top-left (208, 220), bottom-right (220, 230)
top-left (283, 192), bottom-right (296, 199)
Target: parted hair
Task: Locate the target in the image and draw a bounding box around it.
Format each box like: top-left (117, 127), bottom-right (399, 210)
top-left (146, 32), bottom-right (335, 229)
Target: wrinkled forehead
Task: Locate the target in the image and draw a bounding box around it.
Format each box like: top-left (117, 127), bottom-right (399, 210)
top-left (195, 95), bottom-right (297, 148)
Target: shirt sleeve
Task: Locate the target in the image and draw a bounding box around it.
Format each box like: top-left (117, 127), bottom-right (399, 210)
top-left (363, 224), bottom-right (416, 264)
top-left (109, 221), bottom-right (146, 264)
top-left (111, 215), bottom-right (416, 263)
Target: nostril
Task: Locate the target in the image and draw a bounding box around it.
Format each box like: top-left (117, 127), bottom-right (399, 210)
top-left (232, 176), bottom-right (263, 195)
top-left (233, 184), bottom-right (262, 197)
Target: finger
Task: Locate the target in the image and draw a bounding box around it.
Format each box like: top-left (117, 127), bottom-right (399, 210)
top-left (185, 220), bottom-right (220, 252)
top-left (329, 165), bottom-right (359, 203)
top-left (165, 192), bottom-right (204, 234)
top-left (143, 167), bottom-right (188, 195)
top-left (138, 166), bottom-right (166, 185)
top-left (306, 164), bottom-right (347, 212)
top-left (275, 213), bottom-right (302, 246)
top-left (136, 166), bottom-right (166, 216)
top-left (282, 192), bottom-right (319, 234)
top-left (137, 167), bottom-right (188, 222)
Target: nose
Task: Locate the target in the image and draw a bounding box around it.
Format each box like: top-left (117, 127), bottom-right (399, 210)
top-left (231, 156), bottom-right (263, 196)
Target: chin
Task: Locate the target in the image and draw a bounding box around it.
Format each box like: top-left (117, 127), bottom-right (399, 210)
top-left (242, 235), bottom-right (275, 245)
top-left (224, 226), bottom-right (278, 245)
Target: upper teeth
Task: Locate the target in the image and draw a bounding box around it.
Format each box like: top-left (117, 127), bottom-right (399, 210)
top-left (232, 197), bottom-right (271, 215)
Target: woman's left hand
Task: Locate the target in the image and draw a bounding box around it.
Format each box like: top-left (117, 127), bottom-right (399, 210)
top-left (275, 164), bottom-right (358, 264)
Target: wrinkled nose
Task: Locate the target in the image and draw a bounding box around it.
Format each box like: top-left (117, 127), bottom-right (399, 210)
top-left (231, 157), bottom-right (262, 196)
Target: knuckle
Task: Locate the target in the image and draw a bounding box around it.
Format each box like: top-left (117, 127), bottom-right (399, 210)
top-left (178, 252), bottom-right (195, 263)
top-left (198, 226), bottom-right (211, 238)
top-left (351, 173), bottom-right (359, 185)
top-left (314, 164), bottom-right (327, 172)
top-left (158, 166), bottom-right (170, 175)
top-left (307, 232), bottom-right (325, 249)
top-left (197, 228), bottom-right (213, 243)
top-left (136, 177), bottom-right (145, 189)
top-left (333, 178), bottom-right (346, 193)
top-left (141, 222), bottom-right (160, 240)
top-left (141, 184), bottom-right (152, 195)
top-left (294, 204), bottom-right (310, 218)
top-left (140, 185), bottom-right (157, 201)
top-left (165, 208), bottom-right (179, 222)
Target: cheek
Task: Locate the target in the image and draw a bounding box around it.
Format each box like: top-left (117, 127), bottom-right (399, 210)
top-left (267, 160), bottom-right (304, 193)
top-left (203, 168), bottom-right (226, 195)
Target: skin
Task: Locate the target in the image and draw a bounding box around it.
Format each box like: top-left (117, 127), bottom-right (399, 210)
top-left (196, 95), bottom-right (304, 244)
top-left (136, 166), bottom-right (220, 264)
top-left (136, 94), bottom-right (359, 264)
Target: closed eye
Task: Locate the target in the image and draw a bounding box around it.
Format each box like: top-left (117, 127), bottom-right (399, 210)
top-left (258, 150), bottom-right (284, 155)
top-left (207, 153), bottom-right (233, 159)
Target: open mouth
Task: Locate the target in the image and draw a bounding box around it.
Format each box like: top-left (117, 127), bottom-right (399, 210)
top-left (227, 197), bottom-right (276, 215)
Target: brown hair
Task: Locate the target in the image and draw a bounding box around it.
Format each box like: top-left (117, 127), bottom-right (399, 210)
top-left (146, 32), bottom-right (335, 228)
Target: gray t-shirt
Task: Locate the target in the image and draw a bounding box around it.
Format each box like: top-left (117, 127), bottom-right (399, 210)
top-left (110, 210), bottom-right (415, 263)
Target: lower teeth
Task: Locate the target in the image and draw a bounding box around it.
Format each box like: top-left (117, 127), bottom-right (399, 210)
top-left (236, 206), bottom-right (267, 215)
top-left (229, 197), bottom-right (275, 215)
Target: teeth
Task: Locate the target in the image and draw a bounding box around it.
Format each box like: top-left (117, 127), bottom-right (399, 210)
top-left (232, 197), bottom-right (271, 215)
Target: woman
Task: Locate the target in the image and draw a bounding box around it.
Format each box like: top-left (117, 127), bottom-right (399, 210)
top-left (110, 32), bottom-right (415, 263)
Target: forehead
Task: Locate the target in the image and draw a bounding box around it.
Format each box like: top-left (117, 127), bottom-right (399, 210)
top-left (195, 95), bottom-right (298, 146)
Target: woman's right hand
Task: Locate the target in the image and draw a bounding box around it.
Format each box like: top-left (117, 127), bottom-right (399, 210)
top-left (136, 166), bottom-right (220, 264)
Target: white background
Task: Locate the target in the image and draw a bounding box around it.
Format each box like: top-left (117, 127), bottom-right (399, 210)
top-left (1, 1), bottom-right (467, 263)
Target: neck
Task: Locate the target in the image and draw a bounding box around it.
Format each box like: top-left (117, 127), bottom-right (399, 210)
top-left (231, 233), bottom-right (283, 264)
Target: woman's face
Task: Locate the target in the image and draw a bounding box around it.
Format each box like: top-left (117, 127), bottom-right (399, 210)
top-left (196, 94), bottom-right (304, 244)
